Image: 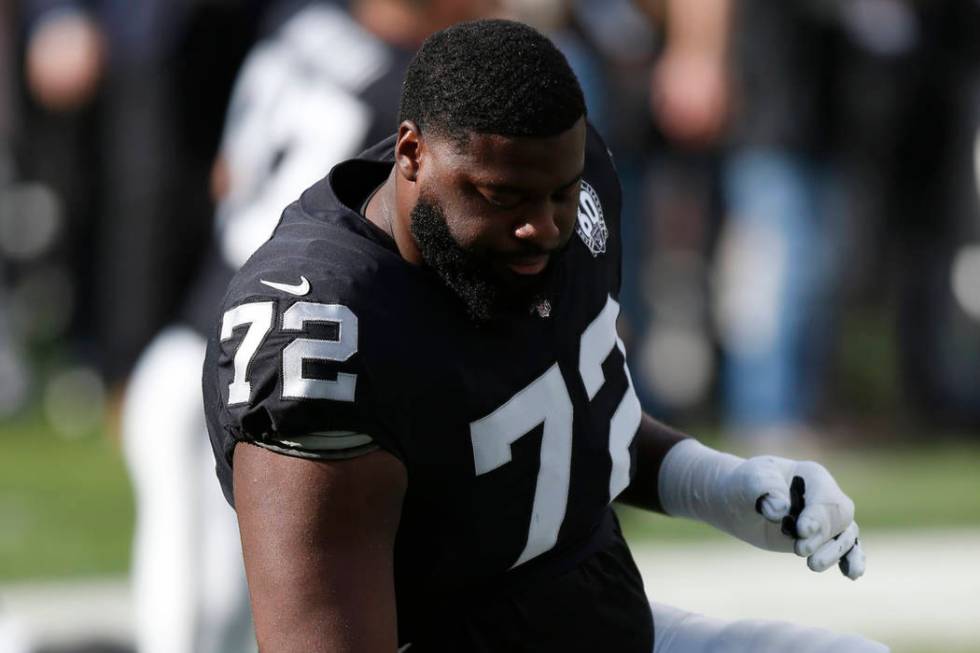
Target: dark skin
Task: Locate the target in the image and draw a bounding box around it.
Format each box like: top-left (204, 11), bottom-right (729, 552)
top-left (367, 119), bottom-right (586, 276)
top-left (233, 119), bottom-right (690, 652)
top-left (234, 445), bottom-right (406, 652)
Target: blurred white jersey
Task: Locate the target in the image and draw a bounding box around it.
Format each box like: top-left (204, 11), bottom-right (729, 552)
top-left (216, 3), bottom-right (399, 270)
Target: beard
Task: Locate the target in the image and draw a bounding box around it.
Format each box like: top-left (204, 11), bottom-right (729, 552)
top-left (409, 196), bottom-right (563, 323)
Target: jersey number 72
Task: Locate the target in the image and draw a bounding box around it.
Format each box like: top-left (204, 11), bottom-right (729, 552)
top-left (470, 294), bottom-right (640, 569)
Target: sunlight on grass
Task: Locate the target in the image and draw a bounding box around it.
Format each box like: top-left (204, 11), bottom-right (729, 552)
top-left (0, 415), bottom-right (133, 580)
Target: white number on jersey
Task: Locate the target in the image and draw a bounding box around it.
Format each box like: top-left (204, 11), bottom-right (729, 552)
top-left (470, 364), bottom-right (574, 568)
top-left (221, 302), bottom-right (275, 405)
top-left (282, 302), bottom-right (358, 401)
top-left (469, 295), bottom-right (641, 569)
top-left (220, 301), bottom-right (358, 404)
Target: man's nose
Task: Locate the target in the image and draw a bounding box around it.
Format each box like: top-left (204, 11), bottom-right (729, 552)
top-left (513, 203), bottom-right (562, 249)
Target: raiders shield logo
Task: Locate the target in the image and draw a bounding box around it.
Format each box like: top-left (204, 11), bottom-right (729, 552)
top-left (576, 180), bottom-right (607, 257)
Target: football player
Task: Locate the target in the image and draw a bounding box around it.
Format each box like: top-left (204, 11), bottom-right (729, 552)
top-left (122, 2), bottom-right (499, 652)
top-left (203, 20), bottom-right (889, 653)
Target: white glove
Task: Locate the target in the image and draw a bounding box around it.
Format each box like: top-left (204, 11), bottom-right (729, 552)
top-left (658, 439), bottom-right (866, 579)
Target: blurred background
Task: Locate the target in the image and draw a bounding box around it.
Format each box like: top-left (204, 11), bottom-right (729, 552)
top-left (0, 0), bottom-right (978, 652)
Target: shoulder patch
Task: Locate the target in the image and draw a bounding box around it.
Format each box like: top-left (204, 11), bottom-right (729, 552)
top-left (576, 180), bottom-right (608, 257)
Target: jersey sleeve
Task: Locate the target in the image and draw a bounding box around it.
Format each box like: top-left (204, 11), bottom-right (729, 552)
top-left (209, 270), bottom-right (405, 465)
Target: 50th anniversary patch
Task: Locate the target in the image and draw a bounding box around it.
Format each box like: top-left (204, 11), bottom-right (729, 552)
top-left (576, 180), bottom-right (607, 257)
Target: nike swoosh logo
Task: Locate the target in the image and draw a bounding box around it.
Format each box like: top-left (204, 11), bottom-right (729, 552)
top-left (260, 276), bottom-right (311, 296)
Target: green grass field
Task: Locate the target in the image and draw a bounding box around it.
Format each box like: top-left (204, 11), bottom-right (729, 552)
top-left (2, 413), bottom-right (978, 581)
top-left (0, 416), bottom-right (133, 580)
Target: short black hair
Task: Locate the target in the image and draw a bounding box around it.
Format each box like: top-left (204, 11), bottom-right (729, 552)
top-left (399, 19), bottom-right (587, 143)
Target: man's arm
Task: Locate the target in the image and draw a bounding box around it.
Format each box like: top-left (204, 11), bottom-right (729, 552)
top-left (645, 0), bottom-right (733, 147)
top-left (618, 411), bottom-right (866, 580)
top-left (616, 412), bottom-right (689, 514)
top-left (233, 443), bottom-right (407, 652)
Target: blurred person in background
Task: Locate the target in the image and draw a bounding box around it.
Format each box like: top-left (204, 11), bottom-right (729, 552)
top-left (631, 0), bottom-right (730, 420)
top-left (712, 0), bottom-right (848, 450)
top-left (122, 1), bottom-right (502, 652)
top-left (716, 0), bottom-right (980, 444)
top-left (15, 0), bottom-right (257, 435)
top-left (843, 0), bottom-right (980, 428)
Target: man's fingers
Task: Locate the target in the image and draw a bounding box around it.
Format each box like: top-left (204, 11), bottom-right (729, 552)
top-left (791, 464), bottom-right (855, 555)
top-left (722, 455), bottom-right (867, 568)
top-left (742, 458), bottom-right (794, 522)
top-left (794, 502), bottom-right (844, 556)
top-left (806, 522), bottom-right (859, 572)
top-left (839, 539), bottom-right (866, 580)
top-left (755, 493), bottom-right (790, 522)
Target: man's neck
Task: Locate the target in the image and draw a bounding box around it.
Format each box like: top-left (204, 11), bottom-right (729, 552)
top-left (364, 170), bottom-right (423, 265)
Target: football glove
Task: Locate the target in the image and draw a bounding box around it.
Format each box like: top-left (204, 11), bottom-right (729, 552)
top-left (658, 439), bottom-right (865, 579)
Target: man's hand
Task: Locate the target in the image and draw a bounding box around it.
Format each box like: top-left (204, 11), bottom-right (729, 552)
top-left (726, 455), bottom-right (866, 578)
top-left (26, 10), bottom-right (106, 111)
top-left (651, 50), bottom-right (729, 147)
top-left (658, 439), bottom-right (866, 580)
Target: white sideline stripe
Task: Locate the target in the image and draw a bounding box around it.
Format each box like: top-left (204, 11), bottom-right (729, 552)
top-left (1, 530), bottom-right (977, 649)
top-left (0, 578), bottom-right (131, 648)
top-left (632, 529), bottom-right (980, 650)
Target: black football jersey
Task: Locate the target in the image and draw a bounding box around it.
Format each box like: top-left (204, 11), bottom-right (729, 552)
top-left (203, 124), bottom-right (653, 651)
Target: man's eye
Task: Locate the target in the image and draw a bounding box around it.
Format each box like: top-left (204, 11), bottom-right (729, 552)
top-left (482, 192), bottom-right (522, 209)
top-left (554, 186), bottom-right (579, 203)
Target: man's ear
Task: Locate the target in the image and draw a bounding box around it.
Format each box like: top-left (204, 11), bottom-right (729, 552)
top-left (395, 121), bottom-right (422, 182)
